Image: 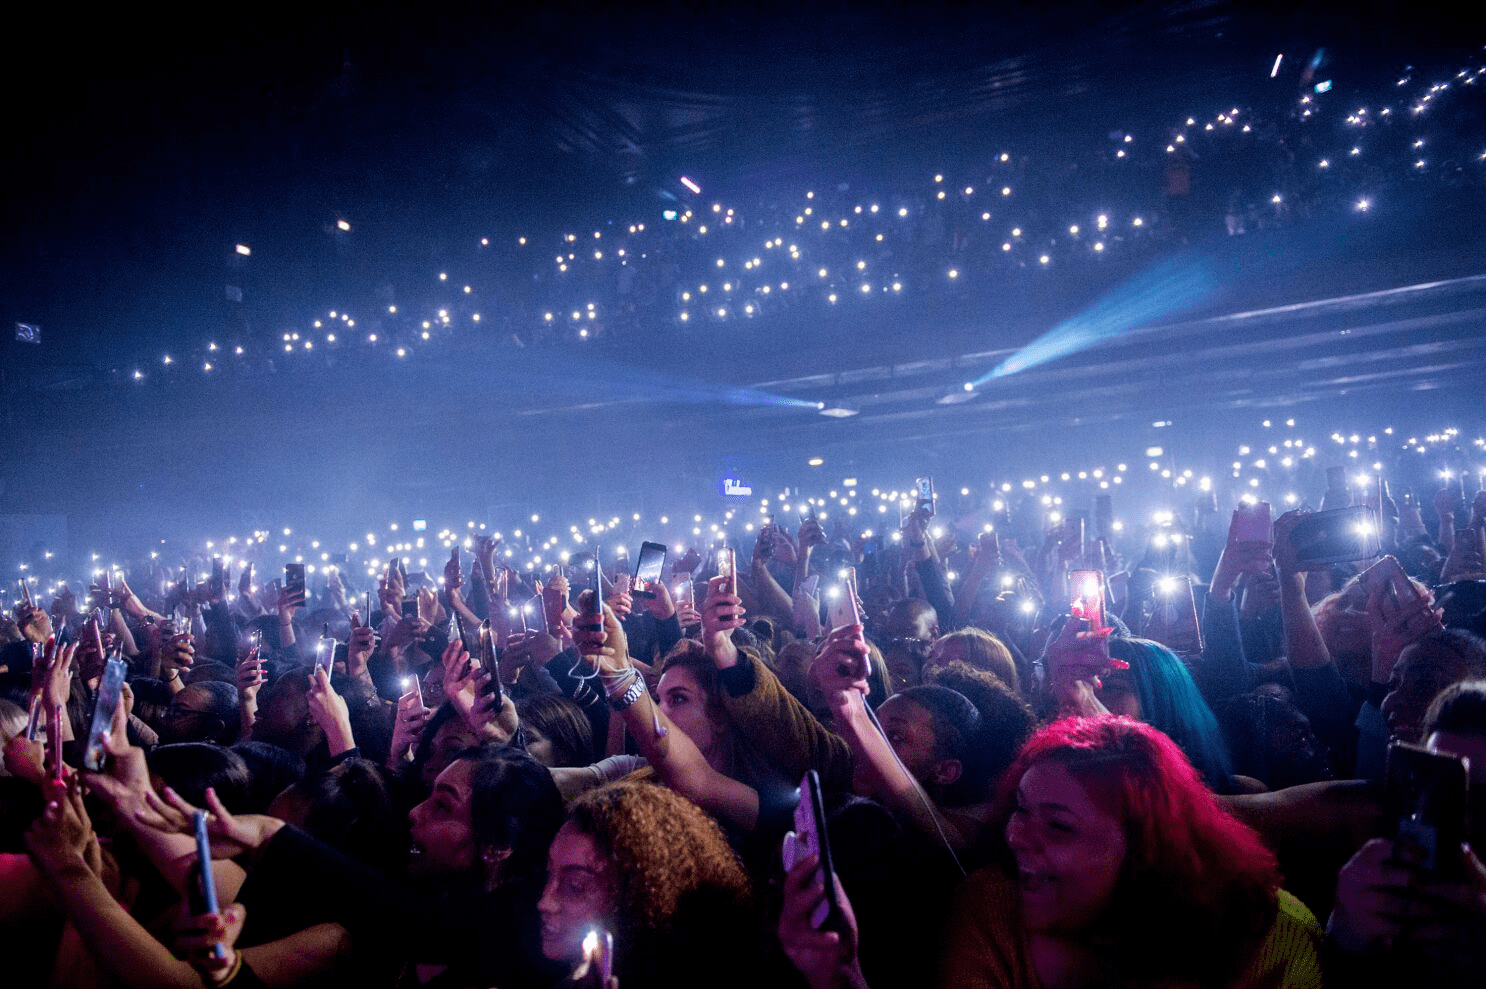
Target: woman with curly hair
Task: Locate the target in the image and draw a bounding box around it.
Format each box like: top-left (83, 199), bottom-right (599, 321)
top-left (537, 780), bottom-right (755, 988)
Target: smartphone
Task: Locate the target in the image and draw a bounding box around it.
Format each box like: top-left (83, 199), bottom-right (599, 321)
top-left (284, 563), bottom-right (307, 603)
top-left (1068, 569), bottom-right (1106, 631)
top-left (449, 607), bottom-right (466, 649)
top-left (543, 581), bottom-right (566, 635)
top-left (1288, 506), bottom-right (1382, 568)
top-left (211, 556), bottom-right (226, 596)
top-left (717, 548), bottom-right (737, 598)
top-left (589, 550), bottom-right (605, 617)
top-left (1142, 575), bottom-right (1204, 656)
top-left (781, 769), bottom-right (844, 932)
top-left (914, 476), bottom-right (936, 518)
top-left (19, 578), bottom-right (33, 607)
top-left (401, 597), bottom-right (418, 619)
top-left (191, 811), bottom-right (228, 960)
top-left (799, 574), bottom-right (821, 599)
top-left (1232, 501), bottom-right (1273, 546)
top-left (826, 568), bottom-right (860, 631)
top-left (25, 693), bottom-right (44, 742)
top-left (478, 620), bottom-right (503, 700)
top-left (632, 541), bottom-right (667, 599)
top-left (578, 929), bottom-right (614, 985)
top-left (315, 625), bottom-right (336, 675)
top-left (1385, 741), bottom-right (1469, 877)
top-left (674, 574), bottom-right (695, 608)
top-left (756, 519), bottom-right (775, 561)
top-left (1358, 555), bottom-right (1421, 606)
top-left (82, 655), bottom-right (128, 771)
top-left (401, 674), bottom-right (426, 714)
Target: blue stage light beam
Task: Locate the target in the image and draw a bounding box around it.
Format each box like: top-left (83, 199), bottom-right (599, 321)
top-left (970, 254), bottom-right (1219, 387)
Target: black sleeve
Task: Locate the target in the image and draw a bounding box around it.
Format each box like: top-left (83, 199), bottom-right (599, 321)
top-left (914, 558), bottom-right (959, 630)
top-left (543, 648), bottom-right (611, 751)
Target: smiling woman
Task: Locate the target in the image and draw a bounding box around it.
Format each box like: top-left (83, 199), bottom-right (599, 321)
top-left (940, 717), bottom-right (1322, 989)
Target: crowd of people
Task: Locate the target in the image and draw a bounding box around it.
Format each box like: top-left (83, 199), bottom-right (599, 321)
top-left (112, 50), bottom-right (1486, 379)
top-left (3, 459), bottom-right (1486, 988)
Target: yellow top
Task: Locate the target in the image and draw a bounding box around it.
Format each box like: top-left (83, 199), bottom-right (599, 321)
top-left (939, 868), bottom-right (1323, 989)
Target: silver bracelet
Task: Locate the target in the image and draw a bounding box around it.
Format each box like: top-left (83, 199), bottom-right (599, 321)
top-left (609, 678), bottom-right (647, 711)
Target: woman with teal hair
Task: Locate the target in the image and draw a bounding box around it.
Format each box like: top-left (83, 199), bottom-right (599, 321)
top-left (1044, 621), bottom-right (1242, 793)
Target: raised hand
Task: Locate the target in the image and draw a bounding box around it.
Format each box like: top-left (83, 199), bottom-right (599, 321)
top-left (1043, 617), bottom-right (1121, 719)
top-left (345, 612), bottom-right (377, 679)
top-left (778, 855), bottom-right (866, 989)
top-left (25, 775), bottom-right (99, 877)
top-left (810, 625), bottom-right (870, 719)
top-left (645, 578), bottom-right (677, 621)
top-left (305, 666), bottom-right (356, 756)
top-left (388, 684), bottom-right (429, 768)
top-left (173, 901), bottom-right (247, 982)
top-left (440, 638), bottom-right (512, 741)
top-left (444, 547), bottom-right (464, 595)
top-left (701, 575), bottom-right (747, 667)
top-left (139, 785), bottom-right (284, 859)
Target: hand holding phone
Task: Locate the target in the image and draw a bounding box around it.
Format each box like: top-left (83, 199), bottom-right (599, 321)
top-left (1067, 570), bottom-right (1107, 633)
top-left (1141, 576), bottom-right (1204, 657)
top-left (1385, 741), bottom-right (1469, 877)
top-left (914, 476), bottom-right (937, 518)
top-left (825, 568), bottom-right (861, 632)
top-left (781, 770), bottom-right (845, 933)
top-left (632, 542), bottom-right (667, 599)
top-left (716, 547), bottom-right (737, 598)
top-left (190, 811), bottom-right (228, 961)
top-left (1360, 556), bottom-right (1442, 680)
top-left (82, 655), bottom-right (128, 771)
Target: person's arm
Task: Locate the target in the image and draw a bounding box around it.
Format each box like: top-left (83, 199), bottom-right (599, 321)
top-left (438, 640), bottom-right (519, 743)
top-left (1435, 486), bottom-right (1457, 554)
top-left (579, 598), bottom-right (759, 831)
top-left (914, 558), bottom-right (958, 630)
top-left (1274, 511), bottom-right (1331, 672)
top-left (107, 605), bottom-right (140, 658)
top-left (721, 649), bottom-right (855, 792)
top-left (305, 667), bottom-right (358, 758)
top-left (703, 575), bottom-right (853, 789)
top-left (817, 627), bottom-right (971, 850)
top-left (24, 779), bottom-right (236, 989)
top-left (1197, 517), bottom-right (1273, 704)
top-left (750, 545), bottom-right (796, 623)
top-left (796, 517), bottom-right (827, 597)
top-left (647, 582), bottom-right (685, 657)
top-left (275, 587), bottom-right (301, 651)
top-left (779, 854), bottom-right (870, 989)
top-left (954, 534), bottom-right (1000, 626)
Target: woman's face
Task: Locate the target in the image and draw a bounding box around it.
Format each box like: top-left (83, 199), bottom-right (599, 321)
top-left (658, 666), bottom-right (725, 759)
top-left (876, 696), bottom-right (941, 784)
top-left (1095, 667), bottom-right (1143, 721)
top-left (1005, 761), bottom-right (1127, 934)
top-left (524, 724), bottom-right (556, 768)
top-left (537, 822), bottom-right (611, 962)
top-left (407, 759), bottom-right (478, 879)
top-left (1381, 643), bottom-right (1469, 745)
top-left (421, 719), bottom-right (479, 789)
